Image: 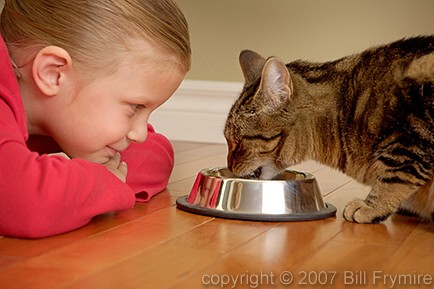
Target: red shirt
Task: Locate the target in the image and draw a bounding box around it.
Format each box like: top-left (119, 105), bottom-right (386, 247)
top-left (0, 37), bottom-right (174, 238)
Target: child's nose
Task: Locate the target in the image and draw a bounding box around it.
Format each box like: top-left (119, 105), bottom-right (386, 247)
top-left (127, 121), bottom-right (148, 143)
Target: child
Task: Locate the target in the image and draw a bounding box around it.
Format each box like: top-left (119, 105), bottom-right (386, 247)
top-left (0, 0), bottom-right (191, 238)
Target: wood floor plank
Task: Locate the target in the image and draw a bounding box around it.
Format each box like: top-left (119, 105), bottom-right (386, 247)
top-left (323, 180), bottom-right (370, 220)
top-left (0, 206), bottom-right (213, 289)
top-left (380, 223), bottom-right (434, 275)
top-left (168, 219), bottom-right (343, 288)
top-left (0, 211), bottom-right (144, 261)
top-left (333, 216), bottom-right (420, 247)
top-left (167, 176), bottom-right (196, 195)
top-left (229, 220), bottom-right (343, 270)
top-left (295, 240), bottom-right (398, 289)
top-left (0, 190), bottom-right (175, 264)
top-left (169, 153), bottom-right (226, 183)
top-left (0, 256), bottom-right (23, 269)
top-left (61, 245), bottom-right (221, 289)
top-left (163, 218), bottom-right (273, 254)
top-left (310, 168), bottom-right (354, 196)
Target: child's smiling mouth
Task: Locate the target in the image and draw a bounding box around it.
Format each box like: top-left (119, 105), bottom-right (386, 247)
top-left (106, 146), bottom-right (118, 157)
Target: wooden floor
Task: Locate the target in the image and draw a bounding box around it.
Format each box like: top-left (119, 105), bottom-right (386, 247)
top-left (0, 141), bottom-right (433, 289)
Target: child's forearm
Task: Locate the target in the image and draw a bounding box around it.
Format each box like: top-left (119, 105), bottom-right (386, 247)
top-left (0, 144), bottom-right (135, 238)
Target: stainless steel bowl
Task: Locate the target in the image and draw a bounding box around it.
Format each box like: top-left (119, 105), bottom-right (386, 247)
top-left (176, 167), bottom-right (336, 221)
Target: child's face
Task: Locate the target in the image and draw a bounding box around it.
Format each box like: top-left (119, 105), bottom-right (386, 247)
top-left (49, 61), bottom-right (184, 164)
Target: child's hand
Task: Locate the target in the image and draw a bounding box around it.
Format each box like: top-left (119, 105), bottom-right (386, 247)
top-left (102, 153), bottom-right (128, 183)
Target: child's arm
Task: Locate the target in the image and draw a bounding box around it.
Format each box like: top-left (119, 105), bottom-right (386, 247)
top-left (120, 124), bottom-right (175, 202)
top-left (0, 117), bottom-right (135, 238)
top-left (39, 124), bottom-right (174, 201)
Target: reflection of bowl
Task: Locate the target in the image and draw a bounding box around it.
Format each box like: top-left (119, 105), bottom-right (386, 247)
top-left (176, 167), bottom-right (336, 221)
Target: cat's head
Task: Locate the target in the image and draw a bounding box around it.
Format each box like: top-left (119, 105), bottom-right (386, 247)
top-left (224, 50), bottom-right (297, 179)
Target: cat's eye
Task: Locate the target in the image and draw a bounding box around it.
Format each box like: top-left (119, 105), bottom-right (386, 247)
top-left (244, 132), bottom-right (283, 142)
top-left (244, 132), bottom-right (284, 154)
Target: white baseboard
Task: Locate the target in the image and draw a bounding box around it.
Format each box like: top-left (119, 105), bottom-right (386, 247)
top-left (149, 80), bottom-right (243, 144)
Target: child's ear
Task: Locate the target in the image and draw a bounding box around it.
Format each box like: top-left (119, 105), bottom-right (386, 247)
top-left (32, 46), bottom-right (72, 96)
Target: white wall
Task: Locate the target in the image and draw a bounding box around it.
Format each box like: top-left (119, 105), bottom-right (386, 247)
top-left (150, 80), bottom-right (242, 144)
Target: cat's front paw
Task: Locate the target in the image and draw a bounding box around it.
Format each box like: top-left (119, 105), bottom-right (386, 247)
top-left (343, 199), bottom-right (391, 224)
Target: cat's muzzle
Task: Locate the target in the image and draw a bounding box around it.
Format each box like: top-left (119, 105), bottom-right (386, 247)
top-left (245, 167), bottom-right (262, 179)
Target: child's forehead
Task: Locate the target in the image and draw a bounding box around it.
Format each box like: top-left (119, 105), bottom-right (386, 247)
top-left (100, 48), bottom-right (185, 79)
top-left (76, 38), bottom-right (182, 81)
top-left (127, 36), bottom-right (187, 70)
top-left (116, 53), bottom-right (179, 73)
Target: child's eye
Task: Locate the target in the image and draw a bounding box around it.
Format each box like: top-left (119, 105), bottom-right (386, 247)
top-left (130, 104), bottom-right (145, 111)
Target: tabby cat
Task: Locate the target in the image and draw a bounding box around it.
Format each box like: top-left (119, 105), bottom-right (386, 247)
top-left (224, 36), bottom-right (434, 223)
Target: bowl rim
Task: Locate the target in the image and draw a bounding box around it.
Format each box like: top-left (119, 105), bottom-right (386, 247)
top-left (176, 195), bottom-right (337, 222)
top-left (200, 167), bottom-right (316, 183)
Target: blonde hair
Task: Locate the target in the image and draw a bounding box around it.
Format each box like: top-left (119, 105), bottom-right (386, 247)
top-left (0, 0), bottom-right (191, 77)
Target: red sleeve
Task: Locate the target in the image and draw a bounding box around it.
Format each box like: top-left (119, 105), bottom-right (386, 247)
top-left (26, 124), bottom-right (175, 202)
top-left (120, 124), bottom-right (174, 202)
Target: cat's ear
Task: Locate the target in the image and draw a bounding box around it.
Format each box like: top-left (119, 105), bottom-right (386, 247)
top-left (239, 50), bottom-right (267, 87)
top-left (258, 57), bottom-right (293, 111)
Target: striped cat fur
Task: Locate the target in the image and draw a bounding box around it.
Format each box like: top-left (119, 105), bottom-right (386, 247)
top-left (224, 36), bottom-right (434, 223)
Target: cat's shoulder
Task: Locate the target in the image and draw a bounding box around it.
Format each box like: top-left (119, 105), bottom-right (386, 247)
top-left (395, 36), bottom-right (434, 81)
top-left (372, 35), bottom-right (434, 59)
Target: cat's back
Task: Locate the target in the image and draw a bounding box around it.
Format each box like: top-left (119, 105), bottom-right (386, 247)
top-left (335, 36), bottom-right (434, 172)
top-left (286, 36), bottom-right (434, 103)
top-left (355, 36), bottom-right (434, 82)
top-left (285, 36), bottom-right (434, 176)
top-left (369, 35), bottom-right (434, 59)
top-left (398, 36), bottom-right (434, 81)
top-left (351, 36), bottom-right (434, 109)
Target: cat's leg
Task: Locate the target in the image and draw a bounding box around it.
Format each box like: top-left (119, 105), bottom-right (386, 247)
top-left (344, 141), bottom-right (432, 223)
top-left (343, 181), bottom-right (422, 224)
top-left (398, 177), bottom-right (434, 221)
